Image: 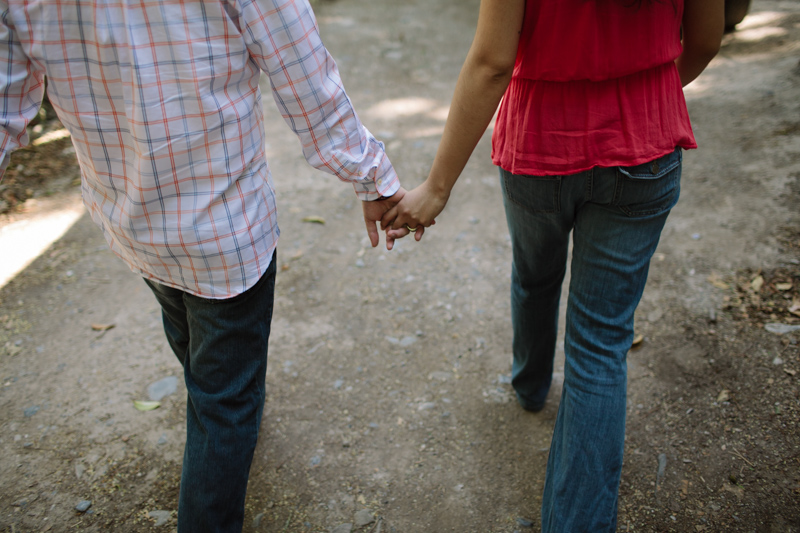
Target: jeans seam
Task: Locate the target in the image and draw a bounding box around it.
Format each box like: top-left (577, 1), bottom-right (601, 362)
top-left (585, 168), bottom-right (593, 202)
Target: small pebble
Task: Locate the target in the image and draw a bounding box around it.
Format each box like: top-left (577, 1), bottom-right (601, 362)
top-left (516, 517), bottom-right (534, 528)
top-left (148, 510), bottom-right (171, 526)
top-left (75, 500), bottom-right (92, 513)
top-left (148, 376), bottom-right (178, 401)
top-left (765, 323), bottom-right (800, 335)
top-left (354, 509), bottom-right (375, 527)
top-left (331, 524), bottom-right (353, 533)
top-left (657, 453), bottom-right (668, 480)
top-left (399, 336), bottom-right (416, 347)
top-left (253, 513), bottom-right (265, 528)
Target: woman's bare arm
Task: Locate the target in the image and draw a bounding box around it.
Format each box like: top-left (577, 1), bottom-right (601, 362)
top-left (676, 0), bottom-right (725, 86)
top-left (382, 0), bottom-right (525, 236)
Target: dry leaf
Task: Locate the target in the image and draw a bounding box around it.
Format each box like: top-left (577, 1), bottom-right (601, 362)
top-left (785, 368), bottom-right (797, 377)
top-left (281, 264), bottom-right (290, 272)
top-left (302, 216), bottom-right (326, 224)
top-left (716, 390), bottom-right (730, 402)
top-left (631, 333), bottom-right (644, 347)
top-left (776, 282), bottom-right (793, 291)
top-left (707, 273), bottom-right (729, 290)
top-left (291, 250), bottom-right (304, 260)
top-left (133, 400), bottom-right (161, 411)
top-left (750, 275), bottom-right (764, 292)
top-left (91, 323), bottom-right (115, 331)
top-left (790, 299), bottom-right (800, 318)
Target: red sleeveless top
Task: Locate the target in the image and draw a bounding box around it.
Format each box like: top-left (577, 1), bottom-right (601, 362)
top-left (491, 0), bottom-right (697, 175)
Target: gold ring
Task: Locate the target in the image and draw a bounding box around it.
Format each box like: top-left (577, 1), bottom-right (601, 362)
top-left (404, 224), bottom-right (418, 233)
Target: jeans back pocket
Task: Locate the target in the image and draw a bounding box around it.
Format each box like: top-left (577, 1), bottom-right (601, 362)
top-left (501, 169), bottom-right (561, 215)
top-left (614, 148), bottom-right (682, 217)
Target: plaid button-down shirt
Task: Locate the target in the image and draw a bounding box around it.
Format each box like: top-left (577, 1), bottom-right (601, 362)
top-left (0, 0), bottom-right (399, 298)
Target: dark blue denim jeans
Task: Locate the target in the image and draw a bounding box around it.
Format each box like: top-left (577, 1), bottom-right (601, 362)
top-left (500, 149), bottom-right (681, 532)
top-left (144, 252), bottom-right (276, 533)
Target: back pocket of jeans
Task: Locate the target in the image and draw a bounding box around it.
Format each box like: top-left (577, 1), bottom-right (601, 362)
top-left (614, 149), bottom-right (681, 217)
top-left (502, 174), bottom-right (561, 214)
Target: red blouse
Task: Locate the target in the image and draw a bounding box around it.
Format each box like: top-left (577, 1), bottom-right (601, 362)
top-left (491, 0), bottom-right (697, 176)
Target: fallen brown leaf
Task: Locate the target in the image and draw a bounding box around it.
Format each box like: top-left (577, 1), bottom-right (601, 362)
top-left (707, 272), bottom-right (729, 290)
top-left (90, 323), bottom-right (115, 331)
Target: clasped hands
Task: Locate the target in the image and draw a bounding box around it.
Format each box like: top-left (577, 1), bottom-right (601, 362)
top-left (362, 181), bottom-right (448, 250)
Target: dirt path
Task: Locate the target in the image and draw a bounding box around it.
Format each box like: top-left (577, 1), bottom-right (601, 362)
top-left (1, 1), bottom-right (799, 532)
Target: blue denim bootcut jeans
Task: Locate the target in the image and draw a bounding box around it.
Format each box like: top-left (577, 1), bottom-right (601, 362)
top-left (145, 251), bottom-right (277, 533)
top-left (500, 148), bottom-right (682, 532)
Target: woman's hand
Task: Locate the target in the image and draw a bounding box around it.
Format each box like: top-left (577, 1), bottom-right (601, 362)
top-left (380, 180), bottom-right (449, 246)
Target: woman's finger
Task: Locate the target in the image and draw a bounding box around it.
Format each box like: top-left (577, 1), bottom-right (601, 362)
top-left (386, 226), bottom-right (410, 241)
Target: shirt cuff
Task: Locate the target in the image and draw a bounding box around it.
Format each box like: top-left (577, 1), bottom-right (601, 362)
top-left (353, 155), bottom-right (401, 201)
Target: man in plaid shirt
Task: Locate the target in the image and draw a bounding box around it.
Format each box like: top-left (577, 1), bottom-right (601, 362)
top-left (0, 0), bottom-right (412, 530)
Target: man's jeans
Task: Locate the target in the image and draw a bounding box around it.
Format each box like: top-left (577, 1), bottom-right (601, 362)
top-left (144, 252), bottom-right (276, 533)
top-left (500, 149), bottom-right (681, 532)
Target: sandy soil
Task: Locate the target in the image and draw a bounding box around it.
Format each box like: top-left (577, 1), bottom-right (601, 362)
top-left (1, 0), bottom-right (799, 531)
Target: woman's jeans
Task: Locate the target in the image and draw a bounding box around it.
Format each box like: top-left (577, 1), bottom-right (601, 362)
top-left (144, 252), bottom-right (277, 533)
top-left (500, 149), bottom-right (682, 532)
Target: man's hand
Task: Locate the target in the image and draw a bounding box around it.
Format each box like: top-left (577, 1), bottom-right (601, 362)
top-left (362, 188), bottom-right (408, 250)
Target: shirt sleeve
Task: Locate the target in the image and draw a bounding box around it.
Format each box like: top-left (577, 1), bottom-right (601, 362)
top-left (236, 0), bottom-right (399, 200)
top-left (0, 2), bottom-right (44, 180)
